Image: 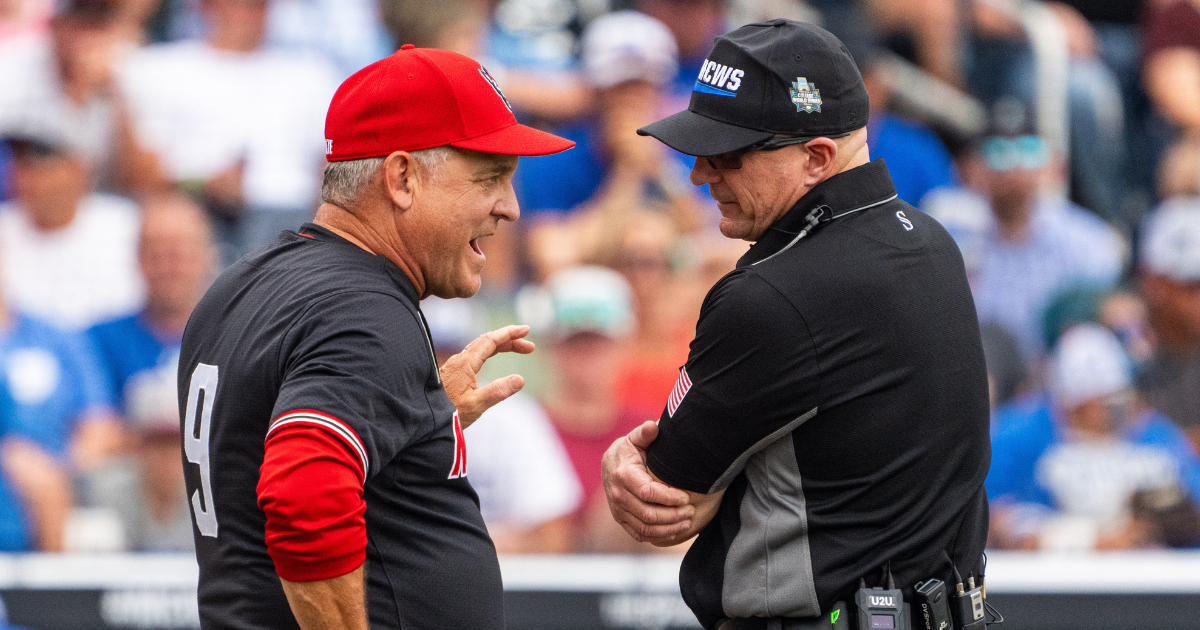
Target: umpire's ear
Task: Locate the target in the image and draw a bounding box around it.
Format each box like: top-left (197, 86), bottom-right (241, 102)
top-left (382, 150), bottom-right (418, 212)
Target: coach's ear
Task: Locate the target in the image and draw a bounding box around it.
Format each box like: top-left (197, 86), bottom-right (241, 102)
top-left (383, 151), bottom-right (417, 212)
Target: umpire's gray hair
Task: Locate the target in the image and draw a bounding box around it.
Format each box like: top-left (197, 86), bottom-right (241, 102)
top-left (320, 146), bottom-right (454, 209)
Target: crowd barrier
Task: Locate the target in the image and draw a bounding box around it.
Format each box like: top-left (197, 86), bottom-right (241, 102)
top-left (0, 552), bottom-right (1198, 630)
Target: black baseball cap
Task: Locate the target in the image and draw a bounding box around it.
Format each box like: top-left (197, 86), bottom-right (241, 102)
top-left (2, 128), bottom-right (75, 158)
top-left (638, 19), bottom-right (869, 157)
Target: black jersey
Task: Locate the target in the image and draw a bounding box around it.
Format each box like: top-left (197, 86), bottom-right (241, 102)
top-left (178, 224), bottom-right (502, 630)
top-left (646, 160), bottom-right (990, 629)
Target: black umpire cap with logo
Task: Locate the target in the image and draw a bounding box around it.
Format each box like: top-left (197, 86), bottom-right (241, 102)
top-left (638, 19), bottom-right (869, 157)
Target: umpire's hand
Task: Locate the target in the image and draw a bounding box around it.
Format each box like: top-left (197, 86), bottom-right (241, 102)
top-left (441, 325), bottom-right (535, 429)
top-left (602, 421), bottom-right (696, 543)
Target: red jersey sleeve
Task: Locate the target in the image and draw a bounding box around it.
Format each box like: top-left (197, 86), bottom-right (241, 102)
top-left (256, 419), bottom-right (367, 582)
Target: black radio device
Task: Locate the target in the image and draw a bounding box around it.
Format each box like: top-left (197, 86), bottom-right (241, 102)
top-left (912, 578), bottom-right (953, 630)
top-left (948, 562), bottom-right (985, 630)
top-left (854, 565), bottom-right (910, 630)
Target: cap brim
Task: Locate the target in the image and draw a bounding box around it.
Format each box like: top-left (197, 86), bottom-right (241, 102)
top-left (2, 134), bottom-right (69, 155)
top-left (452, 122), bottom-right (575, 156)
top-left (637, 109), bottom-right (773, 156)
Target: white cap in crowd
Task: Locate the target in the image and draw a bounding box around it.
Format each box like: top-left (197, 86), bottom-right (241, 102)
top-left (1050, 323), bottom-right (1132, 409)
top-left (517, 265), bottom-right (634, 340)
top-left (1140, 198), bottom-right (1200, 283)
top-left (581, 10), bottom-right (678, 89)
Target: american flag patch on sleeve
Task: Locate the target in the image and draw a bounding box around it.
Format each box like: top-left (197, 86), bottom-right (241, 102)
top-left (667, 367), bottom-right (692, 417)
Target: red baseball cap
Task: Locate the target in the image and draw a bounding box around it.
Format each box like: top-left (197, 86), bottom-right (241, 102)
top-left (324, 45), bottom-right (575, 161)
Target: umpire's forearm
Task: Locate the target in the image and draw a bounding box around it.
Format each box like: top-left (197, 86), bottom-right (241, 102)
top-left (280, 565), bottom-right (368, 630)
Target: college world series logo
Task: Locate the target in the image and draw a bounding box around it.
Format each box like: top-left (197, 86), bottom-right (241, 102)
top-left (790, 77), bottom-right (822, 113)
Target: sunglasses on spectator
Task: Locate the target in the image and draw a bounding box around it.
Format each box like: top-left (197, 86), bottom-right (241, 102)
top-left (702, 131), bottom-right (851, 170)
top-left (7, 141), bottom-right (64, 160)
top-left (981, 135), bottom-right (1049, 172)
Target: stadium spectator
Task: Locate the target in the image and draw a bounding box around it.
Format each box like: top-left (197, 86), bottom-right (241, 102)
top-left (0, 396), bottom-right (71, 552)
top-left (119, 0), bottom-right (339, 264)
top-left (957, 105), bottom-right (1125, 360)
top-left (0, 0), bottom-right (51, 42)
top-left (89, 370), bottom-right (193, 551)
top-left (988, 323), bottom-right (1200, 551)
top-left (856, 0), bottom-right (963, 86)
top-left (380, 0), bottom-right (591, 124)
top-left (1055, 0), bottom-right (1155, 213)
top-left (635, 0), bottom-right (727, 114)
top-left (423, 296), bottom-right (582, 553)
top-left (1137, 198), bottom-right (1200, 451)
top-left (861, 56), bottom-right (958, 207)
top-left (1157, 132), bottom-right (1200, 199)
top-left (524, 266), bottom-right (669, 552)
top-left (513, 11), bottom-right (698, 222)
top-left (261, 0), bottom-right (391, 79)
top-left (479, 0), bottom-right (575, 75)
top-left (0, 241), bottom-right (121, 475)
top-left (0, 0), bottom-right (161, 193)
top-left (1144, 0), bottom-right (1200, 204)
top-left (0, 132), bottom-right (143, 331)
top-left (163, 0), bottom-right (389, 69)
top-left (969, 2), bottom-right (1129, 226)
top-left (478, 0), bottom-right (591, 122)
top-left (89, 194), bottom-right (215, 418)
top-left (604, 211), bottom-right (694, 417)
top-left (1143, 0), bottom-right (1200, 136)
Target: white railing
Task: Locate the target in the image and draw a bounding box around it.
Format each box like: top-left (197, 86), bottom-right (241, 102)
top-left (2, 551), bottom-right (1199, 592)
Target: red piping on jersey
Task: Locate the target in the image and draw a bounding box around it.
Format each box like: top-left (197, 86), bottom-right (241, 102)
top-left (258, 424), bottom-right (367, 582)
top-left (268, 409), bottom-right (368, 482)
top-left (298, 232), bottom-right (315, 239)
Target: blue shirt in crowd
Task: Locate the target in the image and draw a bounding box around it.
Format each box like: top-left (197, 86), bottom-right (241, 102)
top-left (88, 313), bottom-right (182, 416)
top-left (0, 144), bottom-right (11, 203)
top-left (514, 122), bottom-right (605, 216)
top-left (988, 395), bottom-right (1200, 512)
top-left (0, 313), bottom-right (113, 550)
top-left (967, 196), bottom-right (1125, 359)
top-left (0, 313), bottom-right (111, 457)
top-left (0, 383), bottom-right (31, 552)
top-left (513, 120), bottom-right (699, 217)
top-left (867, 113), bottom-right (957, 207)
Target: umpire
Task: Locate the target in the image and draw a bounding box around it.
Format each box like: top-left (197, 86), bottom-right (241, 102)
top-left (601, 20), bottom-right (991, 630)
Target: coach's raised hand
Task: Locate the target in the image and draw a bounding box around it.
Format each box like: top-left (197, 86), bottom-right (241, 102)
top-left (602, 421), bottom-right (696, 544)
top-left (440, 324), bottom-right (536, 428)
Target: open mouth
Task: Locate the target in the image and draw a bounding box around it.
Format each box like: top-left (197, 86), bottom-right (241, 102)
top-left (469, 238), bottom-right (483, 256)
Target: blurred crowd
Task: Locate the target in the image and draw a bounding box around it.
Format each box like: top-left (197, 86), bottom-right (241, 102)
top-left (0, 0), bottom-right (1197, 555)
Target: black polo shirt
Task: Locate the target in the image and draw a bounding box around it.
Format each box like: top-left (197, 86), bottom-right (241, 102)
top-left (646, 159), bottom-right (990, 629)
top-left (178, 224), bottom-right (502, 630)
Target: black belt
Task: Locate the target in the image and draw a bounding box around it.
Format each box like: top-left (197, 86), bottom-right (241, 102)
top-left (717, 602), bottom-right (850, 630)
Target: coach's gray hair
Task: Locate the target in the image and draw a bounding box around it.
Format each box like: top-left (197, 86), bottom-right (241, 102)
top-left (320, 146), bottom-right (454, 209)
